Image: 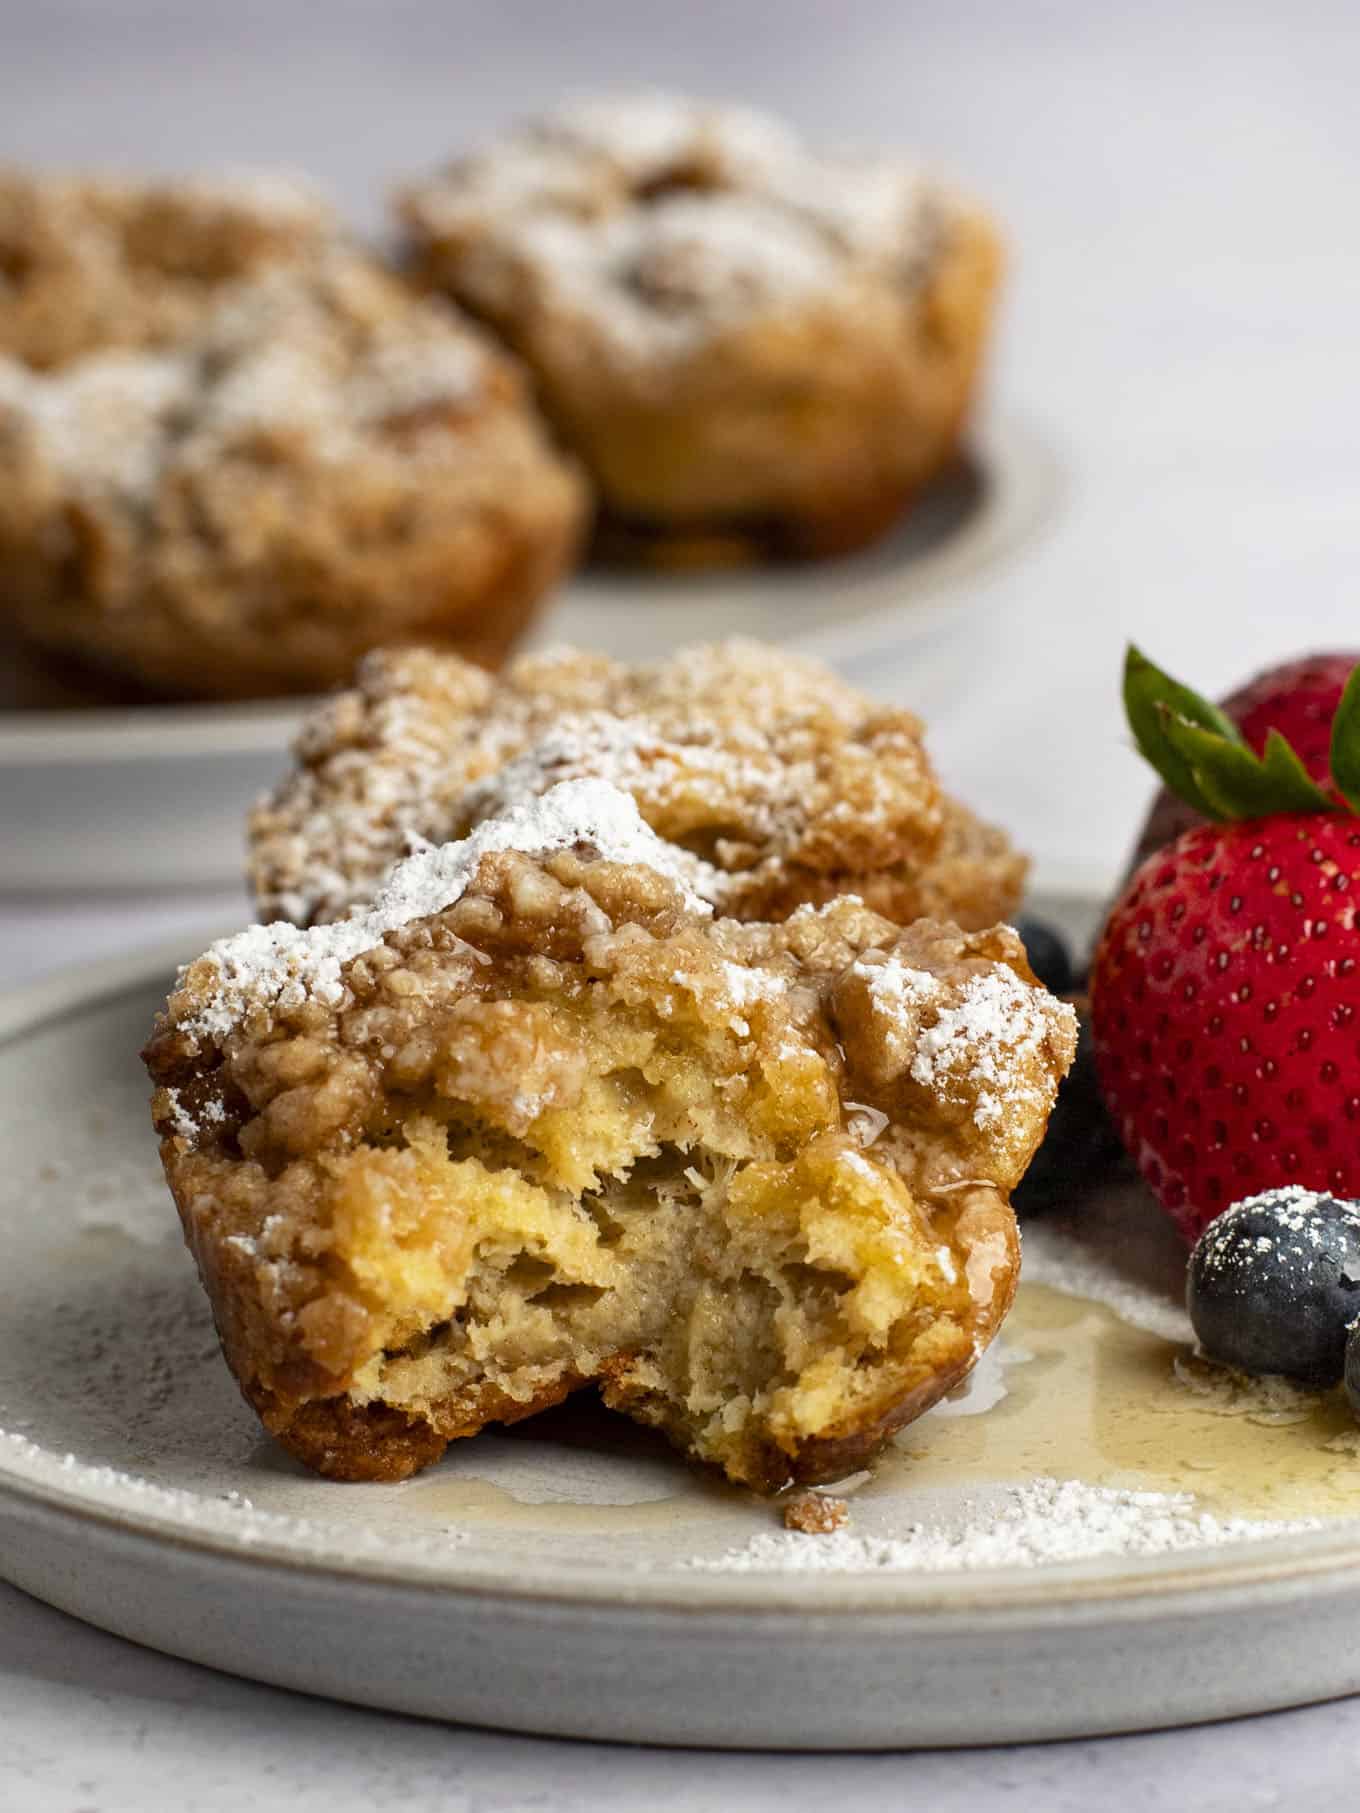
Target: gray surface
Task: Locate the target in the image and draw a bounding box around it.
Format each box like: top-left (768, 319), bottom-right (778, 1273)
top-left (7, 1571), bottom-right (1359, 1813)
top-left (5, 0), bottom-right (1360, 1801)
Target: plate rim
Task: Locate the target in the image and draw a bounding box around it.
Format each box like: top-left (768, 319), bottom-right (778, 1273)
top-left (0, 410), bottom-right (1059, 768)
top-left (6, 927), bottom-right (1360, 1626)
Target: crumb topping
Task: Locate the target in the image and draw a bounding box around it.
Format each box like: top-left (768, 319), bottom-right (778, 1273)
top-left (183, 779), bottom-right (708, 1041)
top-left (248, 639), bottom-right (1024, 934)
top-left (398, 91), bottom-right (954, 368)
top-left (0, 255), bottom-right (495, 508)
top-left (782, 1489), bottom-right (850, 1535)
top-left (849, 954), bottom-right (1067, 1131)
top-left (0, 165), bottom-right (337, 371)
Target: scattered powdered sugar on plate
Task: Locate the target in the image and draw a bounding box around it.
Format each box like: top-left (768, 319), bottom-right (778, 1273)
top-left (1019, 1189), bottom-right (1194, 1346)
top-left (0, 1429), bottom-right (465, 1562)
top-left (69, 1163), bottom-right (177, 1246)
top-left (1171, 1352), bottom-right (1321, 1425)
top-left (24, 1095), bottom-right (178, 1247)
top-left (184, 777), bottom-right (711, 1040)
top-left (685, 1477), bottom-right (1322, 1573)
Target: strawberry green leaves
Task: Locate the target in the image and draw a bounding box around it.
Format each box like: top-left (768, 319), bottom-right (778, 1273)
top-left (1160, 720), bottom-right (1333, 818)
top-left (1124, 647), bottom-right (1243, 819)
top-left (1328, 663), bottom-right (1360, 815)
top-left (1123, 645), bottom-right (1340, 821)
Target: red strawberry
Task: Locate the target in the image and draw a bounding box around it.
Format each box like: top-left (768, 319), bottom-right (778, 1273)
top-left (1092, 647), bottom-right (1360, 1243)
top-left (1227, 652), bottom-right (1360, 786)
top-left (1127, 651), bottom-right (1360, 873)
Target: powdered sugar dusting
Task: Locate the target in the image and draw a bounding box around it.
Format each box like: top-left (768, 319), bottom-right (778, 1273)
top-left (512, 193), bottom-right (841, 361)
top-left (0, 254), bottom-right (491, 506)
top-left (183, 779), bottom-right (710, 1041)
top-left (853, 953), bottom-right (1075, 1132)
top-left (912, 967), bottom-right (1063, 1129)
top-left (0, 1428), bottom-right (466, 1562)
top-left (1192, 1187), bottom-right (1359, 1280)
top-left (456, 703), bottom-right (806, 910)
top-left (404, 92), bottom-right (948, 366)
top-left (685, 1477), bottom-right (1322, 1573)
top-left (0, 349), bottom-right (189, 500)
top-left (549, 90), bottom-right (797, 183)
top-left (1171, 1352), bottom-right (1321, 1425)
top-left (251, 635), bottom-right (943, 930)
top-left (172, 166), bottom-right (332, 228)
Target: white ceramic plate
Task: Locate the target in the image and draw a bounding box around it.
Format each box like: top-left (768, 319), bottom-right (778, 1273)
top-left (0, 413), bottom-right (1058, 893)
top-left (4, 902), bottom-right (1360, 1750)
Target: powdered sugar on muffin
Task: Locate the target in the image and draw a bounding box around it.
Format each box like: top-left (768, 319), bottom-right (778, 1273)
top-left (248, 639), bottom-right (1025, 931)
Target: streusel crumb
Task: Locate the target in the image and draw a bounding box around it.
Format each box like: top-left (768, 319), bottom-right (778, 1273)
top-left (0, 166), bottom-right (336, 371)
top-left (782, 1491), bottom-right (850, 1534)
top-left (248, 639), bottom-right (1026, 928)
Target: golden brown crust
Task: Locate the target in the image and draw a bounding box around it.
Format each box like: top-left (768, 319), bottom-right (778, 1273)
top-left (247, 639), bottom-right (1026, 931)
top-left (583, 215), bottom-right (1000, 568)
top-left (397, 94), bottom-right (1002, 561)
top-left (145, 817), bottom-right (1074, 1491)
top-left (0, 253), bottom-right (587, 698)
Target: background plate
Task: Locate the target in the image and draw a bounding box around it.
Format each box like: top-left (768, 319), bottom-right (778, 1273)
top-left (0, 413), bottom-right (1057, 893)
top-left (3, 910), bottom-right (1360, 1750)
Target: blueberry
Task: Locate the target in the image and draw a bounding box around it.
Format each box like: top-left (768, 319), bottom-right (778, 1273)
top-left (1187, 1189), bottom-right (1360, 1385)
top-left (1015, 917), bottom-right (1076, 997)
top-left (1346, 1322), bottom-right (1360, 1421)
top-left (1014, 1012), bottom-right (1127, 1215)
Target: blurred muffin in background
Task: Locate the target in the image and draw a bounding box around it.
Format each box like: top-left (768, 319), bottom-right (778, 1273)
top-left (0, 252), bottom-right (587, 698)
top-left (397, 92), bottom-right (1002, 568)
top-left (0, 166), bottom-right (339, 371)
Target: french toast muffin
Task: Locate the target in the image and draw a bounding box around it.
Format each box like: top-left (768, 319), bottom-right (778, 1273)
top-left (248, 639), bottom-right (1028, 930)
top-left (0, 254), bottom-right (587, 698)
top-left (146, 779), bottom-right (1075, 1488)
top-left (398, 93), bottom-right (1002, 565)
top-left (0, 166), bottom-right (337, 371)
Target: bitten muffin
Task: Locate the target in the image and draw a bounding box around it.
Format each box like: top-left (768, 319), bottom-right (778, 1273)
top-left (0, 166), bottom-right (337, 371)
top-left (397, 92), bottom-right (1002, 564)
top-left (248, 639), bottom-right (1028, 930)
top-left (145, 779), bottom-right (1075, 1489)
top-left (0, 254), bottom-right (587, 698)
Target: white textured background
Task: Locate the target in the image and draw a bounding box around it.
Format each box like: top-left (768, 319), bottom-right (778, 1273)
top-left (5, 2), bottom-right (1360, 1805)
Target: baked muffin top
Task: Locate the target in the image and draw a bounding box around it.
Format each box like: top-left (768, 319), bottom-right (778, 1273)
top-left (0, 166), bottom-right (337, 370)
top-left (397, 91), bottom-right (964, 372)
top-left (248, 639), bottom-right (1026, 930)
